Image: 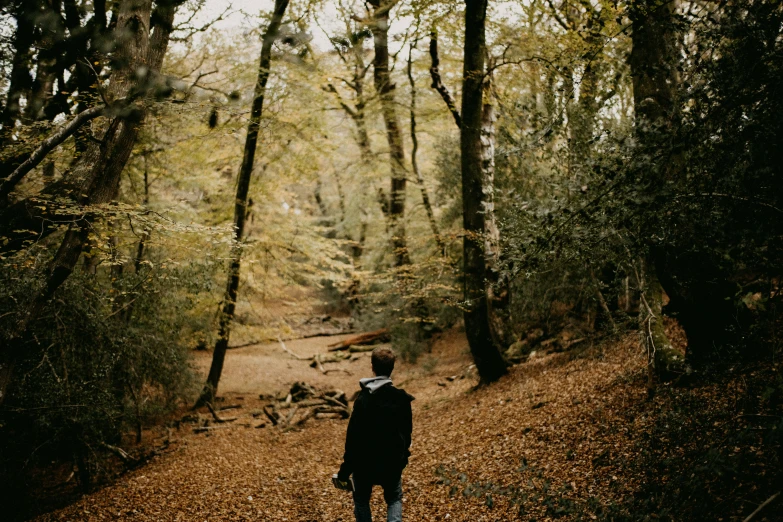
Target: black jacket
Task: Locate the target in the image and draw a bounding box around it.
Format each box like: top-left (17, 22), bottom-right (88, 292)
top-left (338, 381), bottom-right (414, 482)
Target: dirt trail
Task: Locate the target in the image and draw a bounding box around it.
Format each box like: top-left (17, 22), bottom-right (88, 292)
top-left (191, 333), bottom-right (366, 398)
top-left (36, 330), bottom-right (652, 521)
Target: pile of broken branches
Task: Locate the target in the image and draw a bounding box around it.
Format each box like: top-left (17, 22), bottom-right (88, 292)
top-left (256, 382), bottom-right (351, 431)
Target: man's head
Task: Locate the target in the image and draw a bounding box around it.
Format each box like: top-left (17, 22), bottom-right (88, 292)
top-left (371, 346), bottom-right (396, 377)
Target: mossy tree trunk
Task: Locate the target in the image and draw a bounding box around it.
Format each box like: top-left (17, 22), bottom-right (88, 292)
top-left (629, 0), bottom-right (686, 383)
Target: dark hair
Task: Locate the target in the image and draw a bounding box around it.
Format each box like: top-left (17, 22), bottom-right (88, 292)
top-left (371, 346), bottom-right (396, 376)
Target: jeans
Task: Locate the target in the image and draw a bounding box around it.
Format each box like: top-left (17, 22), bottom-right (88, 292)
top-left (352, 474), bottom-right (403, 522)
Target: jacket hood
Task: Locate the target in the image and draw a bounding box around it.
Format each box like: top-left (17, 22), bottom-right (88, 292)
top-left (359, 375), bottom-right (393, 394)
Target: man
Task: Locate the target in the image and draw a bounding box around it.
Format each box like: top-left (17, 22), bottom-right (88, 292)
top-left (336, 346), bottom-right (414, 522)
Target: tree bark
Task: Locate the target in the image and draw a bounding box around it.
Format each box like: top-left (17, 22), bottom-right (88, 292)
top-left (368, 0), bottom-right (409, 267)
top-left (0, 105), bottom-right (105, 202)
top-left (480, 95), bottom-right (513, 349)
top-left (196, 0), bottom-right (290, 407)
top-left (460, 0), bottom-right (508, 384)
top-left (629, 0), bottom-right (685, 382)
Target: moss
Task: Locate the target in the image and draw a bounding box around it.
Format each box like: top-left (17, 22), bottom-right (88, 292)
top-left (641, 268), bottom-right (686, 382)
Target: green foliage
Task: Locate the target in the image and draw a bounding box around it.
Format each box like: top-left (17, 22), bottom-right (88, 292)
top-left (490, 0), bottom-right (783, 361)
top-left (0, 255), bottom-right (216, 511)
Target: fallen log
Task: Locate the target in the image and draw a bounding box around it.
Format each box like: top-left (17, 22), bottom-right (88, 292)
top-left (319, 393), bottom-right (349, 409)
top-left (309, 352), bottom-right (350, 370)
top-left (327, 329), bottom-right (390, 351)
top-left (287, 407), bottom-right (317, 430)
top-left (323, 368), bottom-right (352, 376)
top-left (289, 381), bottom-right (317, 401)
top-left (300, 329), bottom-right (355, 339)
top-left (100, 442), bottom-right (137, 464)
top-left (312, 353), bottom-right (327, 373)
top-left (228, 330), bottom-right (356, 349)
top-left (315, 412), bottom-right (345, 419)
top-left (277, 398), bottom-right (327, 409)
top-left (284, 405), bottom-right (299, 426)
top-left (227, 340), bottom-right (269, 350)
top-left (314, 405), bottom-right (350, 418)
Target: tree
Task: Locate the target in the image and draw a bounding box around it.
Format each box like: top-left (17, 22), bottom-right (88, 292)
top-left (430, 29), bottom-right (513, 352)
top-left (628, 0), bottom-right (686, 382)
top-left (459, 0), bottom-right (509, 383)
top-left (319, 4), bottom-right (376, 259)
top-left (0, 0), bottom-right (187, 405)
top-left (367, 0), bottom-right (410, 267)
top-left (197, 0), bottom-right (291, 407)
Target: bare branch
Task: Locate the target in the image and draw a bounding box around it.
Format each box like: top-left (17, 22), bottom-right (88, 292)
top-left (544, 0), bottom-right (572, 32)
top-left (171, 4), bottom-right (233, 42)
top-left (323, 83), bottom-right (359, 119)
top-left (429, 30), bottom-right (461, 128)
top-left (743, 492), bottom-right (781, 522)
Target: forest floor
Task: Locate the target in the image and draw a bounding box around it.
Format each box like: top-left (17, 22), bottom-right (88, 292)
top-left (33, 325), bottom-right (782, 521)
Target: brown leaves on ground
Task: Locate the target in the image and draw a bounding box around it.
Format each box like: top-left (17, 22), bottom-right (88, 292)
top-left (35, 328), bottom-right (774, 521)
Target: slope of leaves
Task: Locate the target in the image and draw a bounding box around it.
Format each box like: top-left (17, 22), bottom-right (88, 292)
top-left (32, 327), bottom-right (782, 521)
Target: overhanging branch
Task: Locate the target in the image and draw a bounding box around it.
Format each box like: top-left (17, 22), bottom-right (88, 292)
top-left (0, 105), bottom-right (106, 201)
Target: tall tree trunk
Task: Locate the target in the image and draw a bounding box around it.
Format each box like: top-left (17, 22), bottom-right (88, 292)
top-left (323, 19), bottom-right (373, 260)
top-left (368, 0), bottom-right (409, 267)
top-left (407, 43), bottom-right (446, 257)
top-left (12, 0), bottom-right (155, 330)
top-left (196, 0), bottom-right (290, 407)
top-left (629, 0), bottom-right (685, 383)
top-left (461, 0), bottom-right (508, 384)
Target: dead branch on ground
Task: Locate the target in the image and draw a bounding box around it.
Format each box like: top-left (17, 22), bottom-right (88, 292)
top-left (327, 329), bottom-right (389, 351)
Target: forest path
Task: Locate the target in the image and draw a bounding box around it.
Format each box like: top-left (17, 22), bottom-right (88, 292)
top-left (36, 330), bottom-right (650, 521)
